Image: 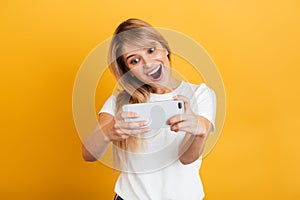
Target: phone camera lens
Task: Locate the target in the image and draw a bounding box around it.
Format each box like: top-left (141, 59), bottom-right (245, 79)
top-left (178, 102), bottom-right (182, 109)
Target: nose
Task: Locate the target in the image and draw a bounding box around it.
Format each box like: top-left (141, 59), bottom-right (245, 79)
top-left (142, 56), bottom-right (155, 69)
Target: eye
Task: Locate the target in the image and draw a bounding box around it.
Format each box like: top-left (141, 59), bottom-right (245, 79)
top-left (130, 57), bottom-right (140, 65)
top-left (148, 47), bottom-right (156, 54)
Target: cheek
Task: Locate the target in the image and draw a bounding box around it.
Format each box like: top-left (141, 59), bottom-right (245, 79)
top-left (156, 51), bottom-right (170, 64)
top-left (155, 52), bottom-right (166, 59)
top-left (130, 66), bottom-right (145, 78)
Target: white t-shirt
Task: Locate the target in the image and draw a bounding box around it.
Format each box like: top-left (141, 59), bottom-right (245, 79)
top-left (99, 81), bottom-right (216, 200)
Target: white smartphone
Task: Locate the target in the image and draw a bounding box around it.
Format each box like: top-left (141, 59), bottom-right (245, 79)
top-left (122, 100), bottom-right (185, 129)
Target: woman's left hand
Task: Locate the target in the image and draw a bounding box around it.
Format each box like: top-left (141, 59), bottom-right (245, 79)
top-left (168, 95), bottom-right (211, 138)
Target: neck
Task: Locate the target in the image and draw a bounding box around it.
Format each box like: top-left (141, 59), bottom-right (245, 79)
top-left (151, 78), bottom-right (181, 94)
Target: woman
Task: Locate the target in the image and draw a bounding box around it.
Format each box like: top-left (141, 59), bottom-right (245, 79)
top-left (82, 18), bottom-right (216, 200)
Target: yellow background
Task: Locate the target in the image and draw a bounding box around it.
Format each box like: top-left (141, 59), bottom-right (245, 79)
top-left (1, 0), bottom-right (299, 199)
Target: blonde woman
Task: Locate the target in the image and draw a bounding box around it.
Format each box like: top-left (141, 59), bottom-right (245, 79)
top-left (82, 18), bottom-right (216, 200)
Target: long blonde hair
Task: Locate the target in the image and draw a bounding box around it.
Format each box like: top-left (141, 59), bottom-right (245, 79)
top-left (108, 19), bottom-right (171, 167)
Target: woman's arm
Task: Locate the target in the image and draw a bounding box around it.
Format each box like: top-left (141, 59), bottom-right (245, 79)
top-left (168, 95), bottom-right (213, 165)
top-left (82, 113), bottom-right (113, 162)
top-left (177, 116), bottom-right (212, 164)
top-left (82, 112), bottom-right (149, 162)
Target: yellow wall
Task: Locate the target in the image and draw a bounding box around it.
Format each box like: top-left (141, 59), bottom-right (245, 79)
top-left (1, 0), bottom-right (300, 199)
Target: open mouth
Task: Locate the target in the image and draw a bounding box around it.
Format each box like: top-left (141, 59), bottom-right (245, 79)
top-left (147, 65), bottom-right (162, 80)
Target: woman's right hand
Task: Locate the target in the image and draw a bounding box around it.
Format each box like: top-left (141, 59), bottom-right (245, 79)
top-left (102, 111), bottom-right (149, 142)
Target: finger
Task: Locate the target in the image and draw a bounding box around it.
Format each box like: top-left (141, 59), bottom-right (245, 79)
top-left (120, 134), bottom-right (130, 140)
top-left (122, 127), bottom-right (150, 136)
top-left (173, 95), bottom-right (189, 102)
top-left (168, 115), bottom-right (183, 125)
top-left (116, 112), bottom-right (139, 120)
top-left (173, 95), bottom-right (192, 113)
top-left (170, 121), bottom-right (194, 133)
top-left (110, 130), bottom-right (130, 141)
top-left (171, 120), bottom-right (206, 135)
top-left (116, 120), bottom-right (149, 130)
top-left (168, 114), bottom-right (190, 125)
top-left (114, 128), bottom-right (149, 141)
top-left (121, 112), bottom-right (139, 119)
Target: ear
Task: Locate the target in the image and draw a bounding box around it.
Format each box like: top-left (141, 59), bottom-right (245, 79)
top-left (165, 49), bottom-right (169, 56)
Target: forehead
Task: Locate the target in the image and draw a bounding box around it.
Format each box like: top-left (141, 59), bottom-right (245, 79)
top-left (121, 40), bottom-right (163, 56)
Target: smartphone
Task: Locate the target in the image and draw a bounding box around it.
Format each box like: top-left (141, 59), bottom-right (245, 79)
top-left (122, 100), bottom-right (185, 129)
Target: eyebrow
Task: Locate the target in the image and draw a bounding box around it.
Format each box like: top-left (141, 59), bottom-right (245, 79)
top-left (126, 54), bottom-right (135, 61)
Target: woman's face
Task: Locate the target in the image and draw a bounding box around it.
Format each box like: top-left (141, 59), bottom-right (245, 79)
top-left (122, 41), bottom-right (171, 90)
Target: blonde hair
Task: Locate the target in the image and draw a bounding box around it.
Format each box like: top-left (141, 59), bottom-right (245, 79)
top-left (108, 19), bottom-right (171, 168)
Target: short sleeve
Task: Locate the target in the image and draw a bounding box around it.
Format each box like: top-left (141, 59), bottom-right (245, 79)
top-left (194, 84), bottom-right (216, 133)
top-left (98, 95), bottom-right (117, 116)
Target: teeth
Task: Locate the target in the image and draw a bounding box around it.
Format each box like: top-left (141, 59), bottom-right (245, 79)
top-left (147, 65), bottom-right (161, 76)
